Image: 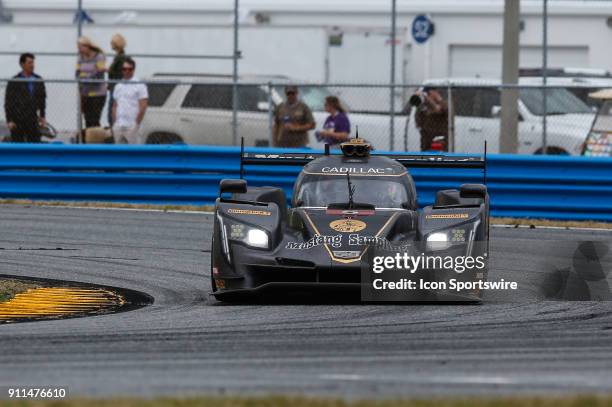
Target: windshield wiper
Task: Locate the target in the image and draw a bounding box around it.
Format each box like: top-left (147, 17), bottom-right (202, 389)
top-left (327, 172), bottom-right (374, 211)
top-left (347, 171), bottom-right (356, 209)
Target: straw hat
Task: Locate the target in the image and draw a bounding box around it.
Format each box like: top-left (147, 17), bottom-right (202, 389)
top-left (78, 36), bottom-right (103, 54)
top-left (110, 33), bottom-right (126, 50)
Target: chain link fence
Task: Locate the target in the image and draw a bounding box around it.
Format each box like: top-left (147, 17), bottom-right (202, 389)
top-left (0, 78), bottom-right (607, 156)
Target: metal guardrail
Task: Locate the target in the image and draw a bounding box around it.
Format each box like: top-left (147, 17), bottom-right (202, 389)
top-left (0, 144), bottom-right (610, 221)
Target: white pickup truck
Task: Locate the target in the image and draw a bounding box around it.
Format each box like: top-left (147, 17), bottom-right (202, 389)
top-left (141, 75), bottom-right (594, 155)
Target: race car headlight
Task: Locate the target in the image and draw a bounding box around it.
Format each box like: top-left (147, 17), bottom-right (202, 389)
top-left (426, 232), bottom-right (451, 251)
top-left (227, 222), bottom-right (269, 249)
top-left (245, 228), bottom-right (269, 249)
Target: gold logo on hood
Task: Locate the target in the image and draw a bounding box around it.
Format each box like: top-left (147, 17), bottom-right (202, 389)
top-left (329, 219), bottom-right (366, 233)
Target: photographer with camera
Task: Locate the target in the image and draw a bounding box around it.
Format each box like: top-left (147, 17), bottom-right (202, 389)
top-left (408, 87), bottom-right (449, 152)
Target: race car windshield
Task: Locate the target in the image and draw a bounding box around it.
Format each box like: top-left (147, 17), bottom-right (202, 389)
top-left (296, 177), bottom-right (409, 208)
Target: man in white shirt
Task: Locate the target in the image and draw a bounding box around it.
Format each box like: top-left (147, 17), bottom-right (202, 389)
top-left (112, 57), bottom-right (148, 144)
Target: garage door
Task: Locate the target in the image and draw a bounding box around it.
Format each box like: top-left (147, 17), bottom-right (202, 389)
top-left (449, 45), bottom-right (589, 78)
top-left (328, 29), bottom-right (409, 112)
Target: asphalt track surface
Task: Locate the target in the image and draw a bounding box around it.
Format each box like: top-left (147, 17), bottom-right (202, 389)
top-left (1, 205), bottom-right (612, 398)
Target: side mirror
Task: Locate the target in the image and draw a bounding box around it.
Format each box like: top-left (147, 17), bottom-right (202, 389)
top-left (220, 179), bottom-right (247, 195)
top-left (491, 105), bottom-right (502, 117)
top-left (460, 184), bottom-right (487, 200)
top-left (257, 101), bottom-right (270, 111)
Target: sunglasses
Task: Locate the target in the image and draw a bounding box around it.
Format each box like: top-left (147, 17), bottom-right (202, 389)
top-left (122, 67), bottom-right (134, 71)
top-left (285, 91), bottom-right (296, 95)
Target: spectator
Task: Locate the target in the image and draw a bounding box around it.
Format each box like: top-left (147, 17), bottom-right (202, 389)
top-left (4, 53), bottom-right (46, 143)
top-left (315, 95), bottom-right (350, 146)
top-left (107, 33), bottom-right (128, 126)
top-left (413, 87), bottom-right (449, 151)
top-left (112, 57), bottom-right (148, 144)
top-left (273, 85), bottom-right (315, 148)
top-left (76, 36), bottom-right (107, 130)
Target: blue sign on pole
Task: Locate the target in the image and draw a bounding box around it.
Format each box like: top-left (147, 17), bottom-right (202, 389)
top-left (412, 14), bottom-right (434, 44)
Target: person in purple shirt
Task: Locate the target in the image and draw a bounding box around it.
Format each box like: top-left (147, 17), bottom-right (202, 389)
top-left (316, 96), bottom-right (350, 146)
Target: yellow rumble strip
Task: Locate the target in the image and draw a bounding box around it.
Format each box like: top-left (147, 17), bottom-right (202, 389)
top-left (0, 287), bottom-right (125, 323)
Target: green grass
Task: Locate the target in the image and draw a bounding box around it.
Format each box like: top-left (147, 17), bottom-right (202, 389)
top-left (2, 395), bottom-right (612, 407)
top-left (0, 279), bottom-right (38, 303)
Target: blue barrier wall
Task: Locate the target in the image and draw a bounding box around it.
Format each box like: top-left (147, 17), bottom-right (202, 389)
top-left (0, 144), bottom-right (610, 221)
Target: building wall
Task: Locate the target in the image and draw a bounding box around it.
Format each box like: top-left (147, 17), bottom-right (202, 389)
top-left (0, 0), bottom-right (610, 83)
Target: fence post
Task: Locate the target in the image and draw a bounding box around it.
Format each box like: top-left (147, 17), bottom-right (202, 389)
top-left (231, 0), bottom-right (239, 146)
top-left (389, 0), bottom-right (397, 151)
top-left (403, 85), bottom-right (408, 152)
top-left (542, 0), bottom-right (548, 154)
top-left (76, 0), bottom-right (83, 144)
top-left (267, 81), bottom-right (274, 147)
top-left (76, 81), bottom-right (82, 144)
top-left (447, 83), bottom-right (454, 152)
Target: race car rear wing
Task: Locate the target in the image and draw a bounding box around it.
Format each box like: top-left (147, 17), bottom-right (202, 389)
top-left (241, 152), bottom-right (485, 168)
top-left (240, 140), bottom-right (488, 184)
top-left (240, 139), bottom-right (486, 165)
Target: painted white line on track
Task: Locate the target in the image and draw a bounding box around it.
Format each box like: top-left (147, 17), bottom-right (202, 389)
top-left (318, 373), bottom-right (515, 385)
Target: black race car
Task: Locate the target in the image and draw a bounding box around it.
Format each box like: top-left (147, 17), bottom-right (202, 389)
top-left (210, 138), bottom-right (490, 302)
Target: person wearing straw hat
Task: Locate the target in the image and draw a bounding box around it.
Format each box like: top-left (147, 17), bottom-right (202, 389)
top-left (76, 36), bottom-right (107, 131)
top-left (107, 33), bottom-right (128, 126)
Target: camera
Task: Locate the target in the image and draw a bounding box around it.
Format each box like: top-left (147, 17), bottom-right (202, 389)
top-left (408, 92), bottom-right (426, 107)
top-left (408, 87), bottom-right (433, 107)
